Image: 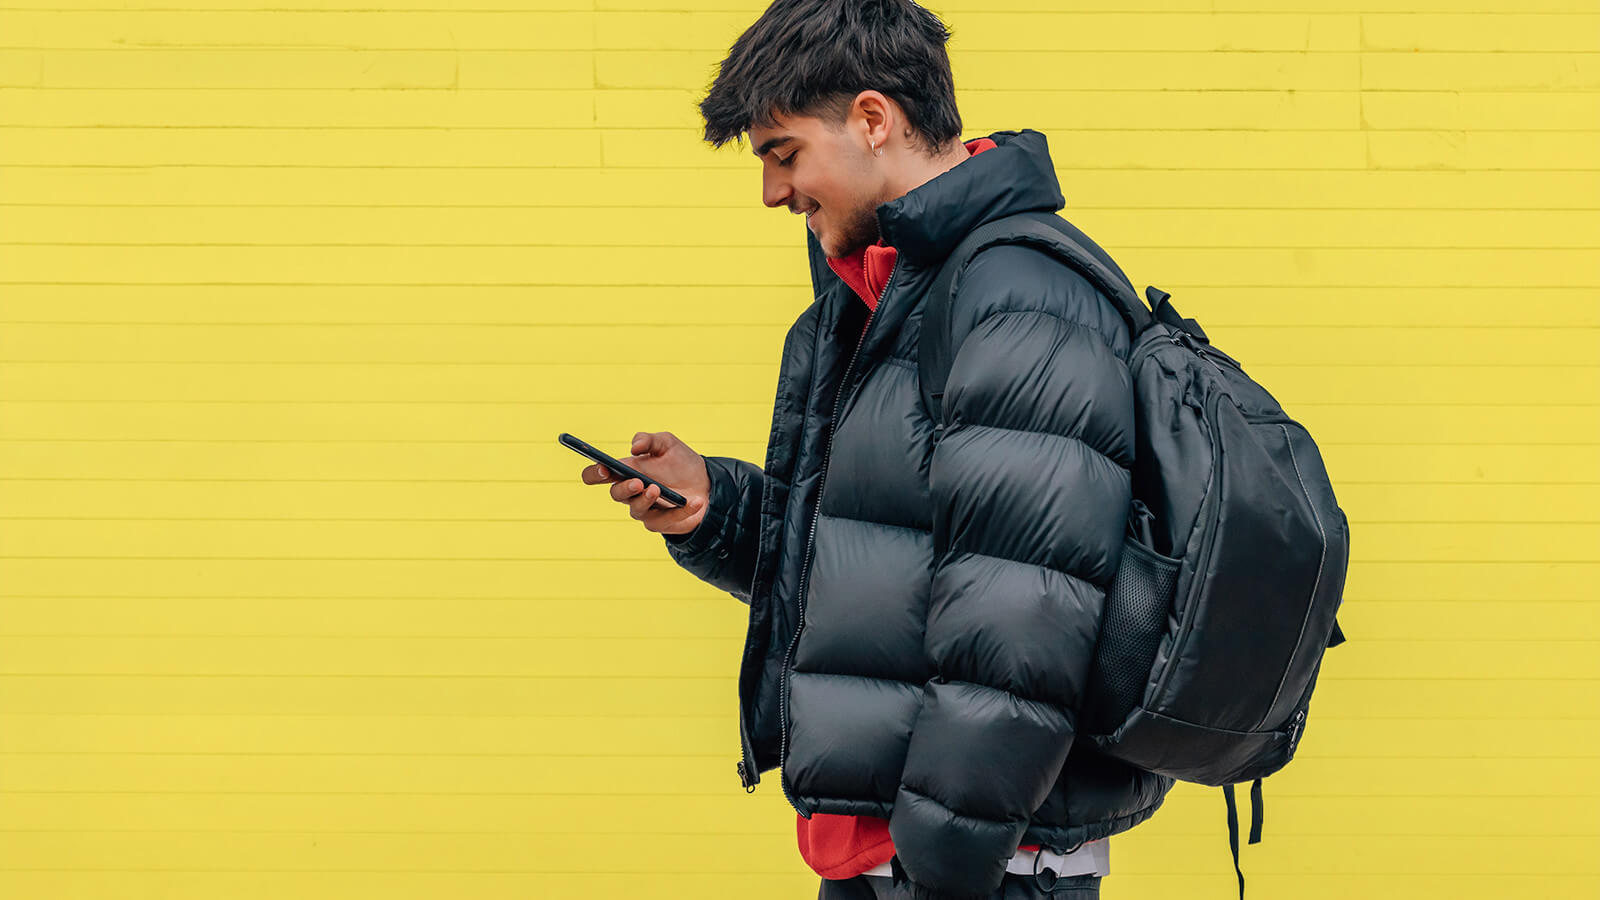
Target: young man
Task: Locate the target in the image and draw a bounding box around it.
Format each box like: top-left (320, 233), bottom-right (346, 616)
top-left (580, 2), bottom-right (1174, 897)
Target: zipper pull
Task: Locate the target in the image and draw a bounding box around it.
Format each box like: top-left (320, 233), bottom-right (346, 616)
top-left (736, 759), bottom-right (756, 792)
top-left (1286, 709), bottom-right (1307, 755)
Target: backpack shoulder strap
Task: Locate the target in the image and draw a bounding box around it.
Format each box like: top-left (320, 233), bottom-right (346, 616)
top-left (918, 210), bottom-right (1154, 424)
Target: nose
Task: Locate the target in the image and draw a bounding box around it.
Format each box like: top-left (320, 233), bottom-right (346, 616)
top-left (762, 169), bottom-right (793, 210)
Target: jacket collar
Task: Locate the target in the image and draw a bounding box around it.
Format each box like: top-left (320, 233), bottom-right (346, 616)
top-left (804, 129), bottom-right (1065, 302)
top-left (876, 128), bottom-right (1065, 269)
top-left (804, 129), bottom-right (1065, 345)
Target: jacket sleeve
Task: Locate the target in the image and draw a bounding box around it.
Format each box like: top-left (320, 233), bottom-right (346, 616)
top-left (886, 246), bottom-right (1135, 899)
top-left (661, 455), bottom-right (767, 605)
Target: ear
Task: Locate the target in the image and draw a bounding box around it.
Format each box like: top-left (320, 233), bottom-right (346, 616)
top-left (852, 90), bottom-right (894, 152)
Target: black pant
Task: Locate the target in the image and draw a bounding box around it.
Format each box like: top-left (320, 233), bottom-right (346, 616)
top-left (818, 872), bottom-right (1101, 899)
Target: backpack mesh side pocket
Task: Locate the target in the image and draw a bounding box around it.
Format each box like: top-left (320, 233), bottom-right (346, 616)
top-left (1082, 533), bottom-right (1180, 736)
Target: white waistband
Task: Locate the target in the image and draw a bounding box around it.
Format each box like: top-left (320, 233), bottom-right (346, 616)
top-left (861, 839), bottom-right (1108, 879)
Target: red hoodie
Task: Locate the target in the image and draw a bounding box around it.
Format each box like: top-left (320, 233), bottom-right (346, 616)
top-left (798, 136), bottom-right (1041, 881)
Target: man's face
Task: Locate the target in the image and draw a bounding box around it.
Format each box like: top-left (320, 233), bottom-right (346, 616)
top-left (749, 109), bottom-right (884, 259)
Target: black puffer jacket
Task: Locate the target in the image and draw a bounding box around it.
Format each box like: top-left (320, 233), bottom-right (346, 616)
top-left (663, 128), bottom-right (1174, 898)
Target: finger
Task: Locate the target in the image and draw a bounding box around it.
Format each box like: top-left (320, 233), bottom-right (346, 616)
top-left (629, 483), bottom-right (660, 519)
top-left (632, 432), bottom-right (656, 456)
top-left (641, 494), bottom-right (704, 533)
top-left (611, 477), bottom-right (644, 503)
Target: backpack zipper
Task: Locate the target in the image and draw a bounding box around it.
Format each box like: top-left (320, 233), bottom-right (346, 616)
top-left (1286, 708), bottom-right (1307, 756)
top-left (773, 258), bottom-right (900, 814)
top-left (1170, 330), bottom-right (1229, 379)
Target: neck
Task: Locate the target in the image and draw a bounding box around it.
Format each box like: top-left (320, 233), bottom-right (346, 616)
top-left (880, 142), bottom-right (975, 205)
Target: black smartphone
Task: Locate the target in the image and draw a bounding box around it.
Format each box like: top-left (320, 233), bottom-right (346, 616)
top-left (559, 432), bottom-right (688, 509)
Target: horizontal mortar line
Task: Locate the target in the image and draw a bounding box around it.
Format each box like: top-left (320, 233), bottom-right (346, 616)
top-left (0, 673), bottom-right (735, 678)
top-left (6, 125), bottom-right (1600, 134)
top-left (6, 204), bottom-right (1600, 212)
top-left (0, 475), bottom-right (1591, 483)
top-left (0, 632), bottom-right (734, 641)
top-left (3, 282), bottom-right (1597, 290)
top-left (4, 46), bottom-right (1599, 53)
top-left (0, 518), bottom-right (1594, 526)
top-left (0, 749), bottom-right (736, 756)
top-left (4, 87), bottom-right (1596, 95)
top-left (0, 325), bottom-right (1593, 333)
top-left (0, 595), bottom-right (1583, 602)
top-left (0, 439), bottom-right (1594, 447)
top-left (0, 830), bottom-right (1565, 840)
top-left (4, 165), bottom-right (1599, 172)
top-left (3, 325), bottom-right (1600, 333)
top-left (2, 472), bottom-right (1590, 481)
top-left (0, 739), bottom-right (1587, 746)
top-left (6, 7), bottom-right (1600, 12)
top-left (0, 674), bottom-right (1579, 680)
top-left (3, 592), bottom-right (1587, 598)
top-left (0, 319), bottom-right (1287, 329)
top-left (0, 401), bottom-right (760, 407)
top-left (0, 594), bottom-right (705, 600)
top-left (0, 869), bottom-right (849, 875)
top-left (7, 242), bottom-right (1600, 250)
top-left (2, 555), bottom-right (1596, 562)
top-left (0, 869), bottom-right (1031, 876)
top-left (0, 790), bottom-right (778, 796)
top-left (0, 829), bottom-right (799, 836)
top-left (0, 714), bottom-right (724, 719)
top-left (0, 475), bottom-right (1591, 484)
top-left (0, 633), bottom-right (1592, 640)
top-left (0, 395), bottom-right (1587, 403)
top-left (1, 361), bottom-right (1594, 368)
top-left (0, 363), bottom-right (1595, 371)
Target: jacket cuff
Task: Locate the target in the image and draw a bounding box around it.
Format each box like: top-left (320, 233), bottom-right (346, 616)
top-left (887, 855), bottom-right (993, 900)
top-left (662, 455), bottom-right (734, 560)
top-left (887, 784), bottom-right (1024, 899)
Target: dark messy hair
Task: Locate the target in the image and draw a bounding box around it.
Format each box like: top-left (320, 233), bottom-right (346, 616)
top-left (698, 0), bottom-right (963, 158)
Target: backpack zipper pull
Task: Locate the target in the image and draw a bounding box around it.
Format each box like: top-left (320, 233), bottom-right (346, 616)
top-left (1286, 709), bottom-right (1307, 755)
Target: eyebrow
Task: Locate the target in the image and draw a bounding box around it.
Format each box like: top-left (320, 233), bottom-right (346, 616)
top-left (752, 135), bottom-right (796, 158)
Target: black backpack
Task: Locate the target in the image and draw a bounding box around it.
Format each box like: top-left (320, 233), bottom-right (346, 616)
top-left (918, 210), bottom-right (1350, 899)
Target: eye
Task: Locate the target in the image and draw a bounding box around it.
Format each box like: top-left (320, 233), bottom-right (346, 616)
top-left (778, 152), bottom-right (797, 167)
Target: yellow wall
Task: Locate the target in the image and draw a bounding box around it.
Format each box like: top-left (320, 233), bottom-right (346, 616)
top-left (0, 1), bottom-right (1595, 897)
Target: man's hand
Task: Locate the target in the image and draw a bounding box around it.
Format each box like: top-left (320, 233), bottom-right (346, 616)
top-left (578, 430), bottom-right (711, 535)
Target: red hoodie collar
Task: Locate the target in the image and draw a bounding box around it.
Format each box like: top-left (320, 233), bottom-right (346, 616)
top-left (824, 137), bottom-right (998, 311)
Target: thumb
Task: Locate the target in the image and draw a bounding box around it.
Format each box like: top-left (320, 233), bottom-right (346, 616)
top-left (632, 432), bottom-right (653, 455)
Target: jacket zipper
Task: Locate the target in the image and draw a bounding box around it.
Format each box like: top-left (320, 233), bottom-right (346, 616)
top-left (737, 325), bottom-right (810, 793)
top-left (772, 258), bottom-right (900, 813)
